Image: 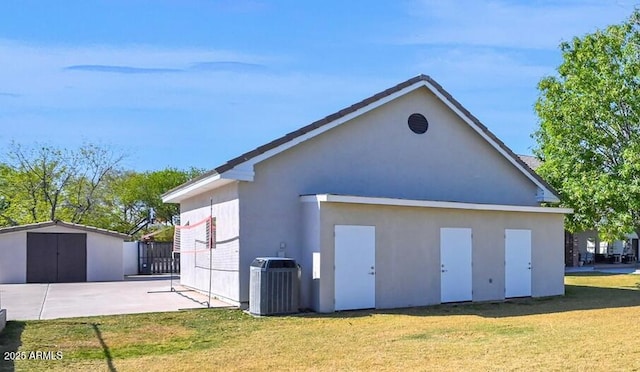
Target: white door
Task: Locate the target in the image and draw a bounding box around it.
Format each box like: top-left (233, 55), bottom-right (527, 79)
top-left (505, 229), bottom-right (532, 298)
top-left (334, 225), bottom-right (376, 311)
top-left (440, 228), bottom-right (473, 303)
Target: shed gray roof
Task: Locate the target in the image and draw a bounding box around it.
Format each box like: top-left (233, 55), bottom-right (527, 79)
top-left (0, 221), bottom-right (131, 240)
top-left (163, 74), bottom-right (559, 202)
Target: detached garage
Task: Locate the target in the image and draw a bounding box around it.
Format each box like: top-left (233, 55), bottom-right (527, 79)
top-left (162, 75), bottom-right (572, 311)
top-left (0, 221), bottom-right (129, 283)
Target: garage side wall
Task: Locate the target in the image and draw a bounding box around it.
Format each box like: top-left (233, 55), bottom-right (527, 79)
top-left (86, 233), bottom-right (124, 281)
top-left (0, 232), bottom-right (27, 283)
top-left (179, 182), bottom-right (240, 305)
top-left (313, 203), bottom-right (565, 312)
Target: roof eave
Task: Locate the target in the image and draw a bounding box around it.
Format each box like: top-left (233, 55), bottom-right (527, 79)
top-left (301, 194), bottom-right (573, 214)
top-left (161, 169), bottom-right (253, 203)
top-left (0, 220), bottom-right (130, 240)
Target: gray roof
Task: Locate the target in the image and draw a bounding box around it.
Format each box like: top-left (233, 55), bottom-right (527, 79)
top-left (518, 155), bottom-right (542, 171)
top-left (164, 75), bottom-right (559, 201)
top-left (0, 220), bottom-right (131, 240)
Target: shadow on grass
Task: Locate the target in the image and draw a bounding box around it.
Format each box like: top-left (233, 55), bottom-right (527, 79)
top-left (299, 283), bottom-right (640, 320)
top-left (91, 323), bottom-right (115, 372)
top-left (0, 321), bottom-right (25, 372)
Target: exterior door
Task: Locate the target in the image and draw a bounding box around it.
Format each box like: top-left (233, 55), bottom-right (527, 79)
top-left (334, 225), bottom-right (375, 311)
top-left (26, 233), bottom-right (87, 283)
top-left (26, 233), bottom-right (58, 283)
top-left (440, 228), bottom-right (472, 303)
top-left (56, 233), bottom-right (87, 282)
top-left (505, 229), bottom-right (532, 298)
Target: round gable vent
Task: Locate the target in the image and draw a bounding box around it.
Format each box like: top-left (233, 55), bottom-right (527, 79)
top-left (408, 113), bottom-right (429, 134)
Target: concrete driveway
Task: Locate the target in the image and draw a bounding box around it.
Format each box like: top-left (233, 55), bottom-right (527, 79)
top-left (0, 276), bottom-right (233, 321)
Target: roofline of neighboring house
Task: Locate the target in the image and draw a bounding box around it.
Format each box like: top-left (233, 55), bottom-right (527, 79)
top-left (0, 220), bottom-right (131, 240)
top-left (162, 74), bottom-right (560, 204)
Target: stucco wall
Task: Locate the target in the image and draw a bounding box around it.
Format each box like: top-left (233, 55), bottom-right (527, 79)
top-left (179, 182), bottom-right (240, 304)
top-left (237, 86), bottom-right (542, 304)
top-left (86, 231), bottom-right (124, 281)
top-left (309, 202), bottom-right (564, 312)
top-left (301, 200), bottom-right (321, 310)
top-left (0, 225), bottom-right (125, 283)
top-left (0, 232), bottom-right (26, 283)
top-left (123, 242), bottom-right (139, 276)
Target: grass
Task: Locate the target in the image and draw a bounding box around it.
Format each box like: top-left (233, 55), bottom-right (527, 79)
top-left (2, 273), bottom-right (640, 371)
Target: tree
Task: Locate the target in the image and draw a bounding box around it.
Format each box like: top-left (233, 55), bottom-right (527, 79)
top-left (534, 9), bottom-right (640, 240)
top-left (1, 142), bottom-right (124, 225)
top-left (104, 167), bottom-right (204, 234)
top-left (0, 141), bottom-right (202, 235)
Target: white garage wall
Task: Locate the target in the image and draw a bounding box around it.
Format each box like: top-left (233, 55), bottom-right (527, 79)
top-left (0, 231), bottom-right (27, 283)
top-left (86, 232), bottom-right (124, 281)
top-left (311, 202), bottom-right (565, 312)
top-left (123, 241), bottom-right (139, 276)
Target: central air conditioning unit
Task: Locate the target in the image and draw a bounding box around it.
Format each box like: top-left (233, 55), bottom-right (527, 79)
top-left (249, 257), bottom-right (299, 316)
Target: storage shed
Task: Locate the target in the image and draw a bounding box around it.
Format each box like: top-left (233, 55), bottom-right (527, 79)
top-left (0, 221), bottom-right (129, 283)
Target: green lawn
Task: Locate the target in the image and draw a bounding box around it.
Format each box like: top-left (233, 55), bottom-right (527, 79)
top-left (2, 273), bottom-right (640, 371)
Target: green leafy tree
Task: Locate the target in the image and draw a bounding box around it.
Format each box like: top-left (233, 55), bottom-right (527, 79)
top-left (534, 10), bottom-right (640, 240)
top-left (1, 142), bottom-right (124, 226)
top-left (0, 142), bottom-right (202, 235)
top-left (105, 168), bottom-right (204, 234)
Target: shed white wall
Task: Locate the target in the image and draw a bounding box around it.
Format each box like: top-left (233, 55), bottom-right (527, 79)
top-left (0, 231), bottom-right (26, 283)
top-left (309, 202), bottom-right (564, 313)
top-left (237, 86), bottom-right (542, 304)
top-left (123, 241), bottom-right (139, 276)
top-left (85, 230), bottom-right (124, 281)
top-left (0, 225), bottom-right (125, 283)
top-left (179, 182), bottom-right (240, 305)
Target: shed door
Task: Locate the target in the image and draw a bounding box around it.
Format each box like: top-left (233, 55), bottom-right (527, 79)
top-left (505, 229), bottom-right (532, 298)
top-left (440, 228), bottom-right (472, 303)
top-left (27, 233), bottom-right (87, 283)
top-left (334, 225), bottom-right (375, 311)
top-left (56, 233), bottom-right (87, 282)
top-left (26, 233), bottom-right (58, 283)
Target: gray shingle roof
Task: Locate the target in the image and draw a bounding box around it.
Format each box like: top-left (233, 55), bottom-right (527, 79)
top-left (518, 155), bottom-right (542, 171)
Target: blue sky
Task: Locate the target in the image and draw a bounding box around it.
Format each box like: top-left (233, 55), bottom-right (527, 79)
top-left (0, 1), bottom-right (637, 171)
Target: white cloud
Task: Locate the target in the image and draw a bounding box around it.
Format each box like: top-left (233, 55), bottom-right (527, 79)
top-left (0, 39), bottom-right (388, 112)
top-left (416, 48), bottom-right (550, 89)
top-left (0, 38), bottom-right (395, 170)
top-left (401, 0), bottom-right (635, 50)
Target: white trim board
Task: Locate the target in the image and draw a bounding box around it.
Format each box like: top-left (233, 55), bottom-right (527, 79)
top-left (300, 194), bottom-right (573, 214)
